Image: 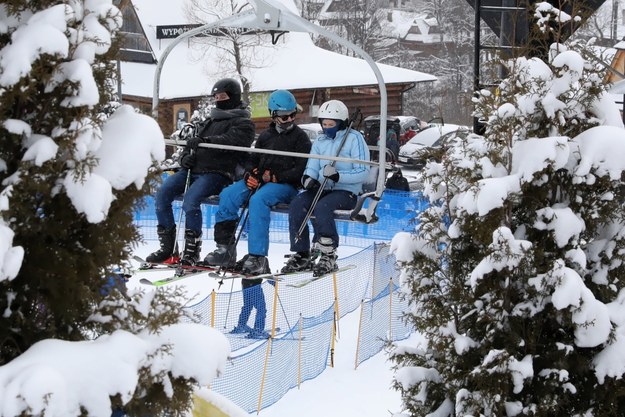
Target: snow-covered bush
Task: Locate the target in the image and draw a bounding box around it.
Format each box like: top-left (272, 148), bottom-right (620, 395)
top-left (391, 6), bottom-right (625, 416)
top-left (0, 2), bottom-right (225, 416)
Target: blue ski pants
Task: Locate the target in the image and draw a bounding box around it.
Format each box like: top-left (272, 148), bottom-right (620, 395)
top-left (215, 180), bottom-right (297, 256)
top-left (238, 279), bottom-right (266, 331)
top-left (288, 189), bottom-right (357, 252)
top-left (155, 169), bottom-right (230, 234)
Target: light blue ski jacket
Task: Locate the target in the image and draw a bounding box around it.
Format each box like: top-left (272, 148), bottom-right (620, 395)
top-left (304, 128), bottom-right (370, 195)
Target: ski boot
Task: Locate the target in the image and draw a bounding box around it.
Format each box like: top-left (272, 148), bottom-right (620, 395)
top-left (180, 229), bottom-right (202, 266)
top-left (146, 226), bottom-right (178, 263)
top-left (281, 251), bottom-right (312, 273)
top-left (246, 329), bottom-right (270, 339)
top-left (312, 237), bottom-right (338, 277)
top-left (241, 255), bottom-right (271, 275)
top-left (230, 324), bottom-right (253, 334)
top-left (204, 244), bottom-right (237, 268)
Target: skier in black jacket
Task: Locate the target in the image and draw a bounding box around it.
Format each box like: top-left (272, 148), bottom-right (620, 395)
top-left (146, 78), bottom-right (255, 266)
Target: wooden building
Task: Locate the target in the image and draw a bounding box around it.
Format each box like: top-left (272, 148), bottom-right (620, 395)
top-left (116, 0), bottom-right (436, 136)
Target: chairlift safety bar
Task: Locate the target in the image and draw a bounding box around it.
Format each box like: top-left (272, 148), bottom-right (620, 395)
top-left (479, 5), bottom-right (526, 12)
top-left (164, 139), bottom-right (376, 166)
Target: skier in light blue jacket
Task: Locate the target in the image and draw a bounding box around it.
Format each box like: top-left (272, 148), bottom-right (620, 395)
top-left (282, 100), bottom-right (370, 276)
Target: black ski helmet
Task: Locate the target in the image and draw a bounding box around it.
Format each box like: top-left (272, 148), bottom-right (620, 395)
top-left (211, 78), bottom-right (242, 110)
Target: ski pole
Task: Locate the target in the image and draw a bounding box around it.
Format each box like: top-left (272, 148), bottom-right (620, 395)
top-left (216, 180), bottom-right (261, 283)
top-left (294, 110), bottom-right (360, 243)
top-left (220, 185), bottom-right (259, 327)
top-left (173, 159), bottom-right (193, 258)
top-left (222, 277), bottom-right (236, 331)
top-left (276, 292), bottom-right (294, 336)
top-left (216, 208), bottom-right (250, 289)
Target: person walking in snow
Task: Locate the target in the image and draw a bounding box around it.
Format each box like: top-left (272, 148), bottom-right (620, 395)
top-left (282, 100), bottom-right (370, 276)
top-left (146, 78), bottom-right (255, 266)
top-left (203, 89), bottom-right (311, 338)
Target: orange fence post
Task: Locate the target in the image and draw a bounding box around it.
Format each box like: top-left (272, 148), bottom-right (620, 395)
top-left (257, 281), bottom-right (280, 413)
top-left (210, 289), bottom-right (216, 328)
top-left (332, 270), bottom-right (340, 322)
top-left (298, 314), bottom-right (303, 389)
top-left (330, 270), bottom-right (341, 368)
top-left (354, 300), bottom-right (364, 370)
top-left (389, 277), bottom-right (393, 341)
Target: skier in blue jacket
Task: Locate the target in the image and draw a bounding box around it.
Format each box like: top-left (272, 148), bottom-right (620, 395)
top-left (282, 100), bottom-right (370, 276)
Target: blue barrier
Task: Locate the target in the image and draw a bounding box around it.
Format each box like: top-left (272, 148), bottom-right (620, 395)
top-left (134, 189), bottom-right (429, 245)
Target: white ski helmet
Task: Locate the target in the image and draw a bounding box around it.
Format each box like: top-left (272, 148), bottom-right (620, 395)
top-left (318, 100), bottom-right (348, 122)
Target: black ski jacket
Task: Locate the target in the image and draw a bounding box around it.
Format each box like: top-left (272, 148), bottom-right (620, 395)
top-left (250, 123), bottom-right (312, 188)
top-left (182, 106), bottom-right (255, 180)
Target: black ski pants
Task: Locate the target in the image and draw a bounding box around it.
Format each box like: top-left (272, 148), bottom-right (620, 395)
top-left (288, 189), bottom-right (356, 252)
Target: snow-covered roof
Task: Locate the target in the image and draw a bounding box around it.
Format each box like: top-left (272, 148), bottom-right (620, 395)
top-left (120, 0), bottom-right (436, 100)
top-left (382, 9), bottom-right (425, 39)
top-left (615, 40), bottom-right (625, 50)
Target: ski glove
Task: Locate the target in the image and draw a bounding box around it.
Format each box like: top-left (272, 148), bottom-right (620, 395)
top-left (186, 136), bottom-right (202, 151)
top-left (245, 168), bottom-right (261, 190)
top-left (178, 123), bottom-right (196, 140)
top-left (322, 165), bottom-right (339, 182)
top-left (180, 153), bottom-right (196, 169)
top-left (302, 175), bottom-right (320, 191)
top-left (262, 169), bottom-right (277, 184)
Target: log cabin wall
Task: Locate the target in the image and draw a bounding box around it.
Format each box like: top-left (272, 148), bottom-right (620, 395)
top-left (123, 82), bottom-right (415, 137)
top-left (229, 82), bottom-right (413, 134)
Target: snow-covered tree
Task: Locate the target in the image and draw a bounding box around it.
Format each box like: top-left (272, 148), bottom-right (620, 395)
top-left (394, 0), bottom-right (476, 123)
top-left (0, 0), bottom-right (130, 358)
top-left (390, 3), bottom-right (625, 416)
top-left (0, 2), bottom-right (228, 416)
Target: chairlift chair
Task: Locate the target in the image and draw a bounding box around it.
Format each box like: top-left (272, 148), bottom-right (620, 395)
top-left (151, 0), bottom-right (392, 224)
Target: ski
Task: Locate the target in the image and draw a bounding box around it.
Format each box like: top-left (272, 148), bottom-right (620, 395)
top-left (285, 264), bottom-right (357, 288)
top-left (133, 255), bottom-right (179, 270)
top-left (208, 264), bottom-right (356, 286)
top-left (133, 255), bottom-right (236, 275)
top-left (207, 270), bottom-right (287, 282)
top-left (139, 269), bottom-right (208, 287)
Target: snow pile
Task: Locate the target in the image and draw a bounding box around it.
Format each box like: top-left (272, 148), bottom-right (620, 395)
top-left (0, 324), bottom-right (230, 417)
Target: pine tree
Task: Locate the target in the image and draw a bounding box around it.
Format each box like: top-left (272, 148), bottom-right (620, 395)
top-left (0, 0), bottom-right (135, 361)
top-left (391, 4), bottom-right (625, 416)
top-left (0, 2), bottom-right (205, 415)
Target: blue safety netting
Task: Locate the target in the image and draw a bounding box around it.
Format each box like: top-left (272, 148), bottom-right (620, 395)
top-left (175, 245), bottom-right (413, 413)
top-left (134, 189), bottom-right (428, 246)
top-left (133, 190), bottom-right (428, 413)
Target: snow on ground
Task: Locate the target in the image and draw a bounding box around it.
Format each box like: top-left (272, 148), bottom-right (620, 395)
top-left (130, 238), bottom-right (412, 416)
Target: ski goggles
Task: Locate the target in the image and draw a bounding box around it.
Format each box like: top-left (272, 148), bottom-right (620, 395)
top-left (273, 111), bottom-right (297, 122)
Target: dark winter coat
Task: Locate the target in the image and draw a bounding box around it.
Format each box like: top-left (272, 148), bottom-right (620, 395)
top-left (386, 168), bottom-right (410, 191)
top-left (182, 106), bottom-right (255, 180)
top-left (385, 130), bottom-right (400, 162)
top-left (375, 129), bottom-right (399, 162)
top-left (250, 123), bottom-right (312, 188)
